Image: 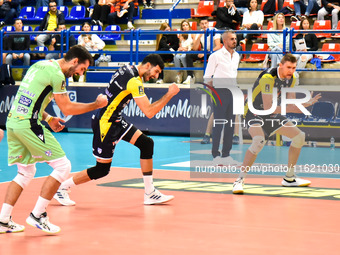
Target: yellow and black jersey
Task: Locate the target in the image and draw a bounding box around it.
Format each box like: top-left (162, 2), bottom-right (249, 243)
top-left (244, 67), bottom-right (296, 116)
top-left (99, 65), bottom-right (145, 122)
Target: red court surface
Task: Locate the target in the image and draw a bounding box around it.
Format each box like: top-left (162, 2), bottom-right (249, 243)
top-left (1, 168), bottom-right (340, 255)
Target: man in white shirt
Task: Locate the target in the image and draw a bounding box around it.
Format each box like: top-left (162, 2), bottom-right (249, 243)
top-left (204, 30), bottom-right (240, 166)
top-left (183, 17), bottom-right (222, 85)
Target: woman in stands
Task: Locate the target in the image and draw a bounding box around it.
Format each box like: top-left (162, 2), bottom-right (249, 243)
top-left (174, 20), bottom-right (194, 84)
top-left (155, 22), bottom-right (179, 84)
top-left (268, 12), bottom-right (290, 67)
top-left (91, 0), bottom-right (116, 26)
top-left (239, 0), bottom-right (264, 46)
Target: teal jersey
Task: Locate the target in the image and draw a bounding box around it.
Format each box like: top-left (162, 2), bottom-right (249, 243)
top-left (7, 60), bottom-right (67, 129)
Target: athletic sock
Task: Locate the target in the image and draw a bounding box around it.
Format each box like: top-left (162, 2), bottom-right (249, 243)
top-left (0, 203), bottom-right (14, 223)
top-left (143, 175), bottom-right (155, 194)
top-left (59, 177), bottom-right (76, 190)
top-left (32, 196), bottom-right (50, 218)
top-left (285, 167), bottom-right (296, 181)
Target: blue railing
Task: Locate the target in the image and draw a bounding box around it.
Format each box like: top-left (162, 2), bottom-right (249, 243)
top-left (1, 28), bottom-right (340, 73)
top-left (168, 0), bottom-right (182, 27)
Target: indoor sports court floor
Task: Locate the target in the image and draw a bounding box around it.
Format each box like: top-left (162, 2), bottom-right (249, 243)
top-left (1, 131), bottom-right (340, 255)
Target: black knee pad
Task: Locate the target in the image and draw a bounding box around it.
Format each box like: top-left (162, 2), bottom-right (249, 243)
top-left (87, 162), bottom-right (111, 180)
top-left (134, 134), bottom-right (154, 159)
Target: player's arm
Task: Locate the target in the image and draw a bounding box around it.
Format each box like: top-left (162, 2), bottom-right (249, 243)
top-left (286, 92), bottom-right (322, 113)
top-left (53, 92), bottom-right (108, 116)
top-left (134, 83), bottom-right (180, 119)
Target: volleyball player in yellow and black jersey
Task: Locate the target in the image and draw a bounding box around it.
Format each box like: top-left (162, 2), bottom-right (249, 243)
top-left (233, 54), bottom-right (321, 194)
top-left (54, 54), bottom-right (180, 206)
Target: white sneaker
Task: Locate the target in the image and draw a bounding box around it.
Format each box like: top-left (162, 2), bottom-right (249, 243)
top-left (118, 9), bottom-right (128, 18)
top-left (0, 217), bottom-right (25, 234)
top-left (54, 189), bottom-right (76, 206)
top-left (232, 178), bottom-right (244, 194)
top-left (127, 21), bottom-right (135, 30)
top-left (156, 79), bottom-right (163, 84)
top-left (144, 189), bottom-right (174, 205)
top-left (213, 156), bottom-right (241, 166)
top-left (175, 74), bottom-right (182, 84)
top-left (282, 177), bottom-right (311, 187)
top-left (26, 212), bottom-right (60, 234)
top-left (182, 75), bottom-right (193, 85)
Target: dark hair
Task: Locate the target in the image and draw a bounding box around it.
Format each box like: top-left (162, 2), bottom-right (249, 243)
top-left (82, 22), bottom-right (91, 28)
top-left (64, 45), bottom-right (94, 66)
top-left (299, 17), bottom-right (309, 29)
top-left (13, 18), bottom-right (23, 24)
top-left (142, 54), bottom-right (164, 70)
top-left (199, 17), bottom-right (209, 22)
top-left (281, 53), bottom-right (297, 64)
top-left (49, 0), bottom-right (57, 6)
top-left (247, 0), bottom-right (258, 10)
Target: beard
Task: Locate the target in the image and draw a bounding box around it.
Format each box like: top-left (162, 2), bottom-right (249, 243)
top-left (64, 65), bottom-right (77, 78)
top-left (142, 70), bottom-right (151, 81)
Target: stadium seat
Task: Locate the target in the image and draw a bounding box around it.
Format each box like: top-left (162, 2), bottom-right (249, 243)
top-left (57, 6), bottom-right (69, 18)
top-left (261, 0), bottom-right (277, 17)
top-left (331, 21), bottom-right (340, 38)
top-left (219, 0), bottom-right (226, 7)
top-left (192, 1), bottom-right (214, 17)
top-left (330, 105), bottom-right (340, 126)
top-left (259, 20), bottom-right (273, 39)
top-left (30, 46), bottom-right (48, 64)
top-left (282, 0), bottom-right (294, 11)
top-left (303, 101), bottom-right (335, 126)
top-left (69, 25), bottom-right (82, 41)
top-left (286, 113), bottom-right (306, 125)
top-left (22, 25), bottom-right (34, 42)
top-left (313, 20), bottom-right (332, 38)
top-left (189, 21), bottom-right (197, 30)
top-left (290, 21), bottom-right (300, 38)
top-left (241, 43), bottom-right (269, 62)
top-left (91, 25), bottom-right (102, 38)
top-left (19, 6), bottom-right (36, 20)
top-left (35, 6), bottom-right (49, 20)
top-left (3, 26), bottom-right (15, 32)
top-left (319, 43), bottom-right (340, 62)
top-left (102, 25), bottom-right (121, 42)
top-left (67, 5), bottom-right (86, 20)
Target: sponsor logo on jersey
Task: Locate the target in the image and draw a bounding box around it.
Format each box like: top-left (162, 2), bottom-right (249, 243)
top-left (32, 155), bottom-right (43, 158)
top-left (61, 80), bottom-right (66, 90)
top-left (265, 84), bottom-right (270, 93)
top-left (18, 88), bottom-right (36, 98)
top-left (38, 134), bottom-right (44, 141)
top-left (8, 155), bottom-right (23, 159)
top-left (19, 95), bottom-right (32, 107)
top-left (97, 148), bottom-right (102, 154)
top-left (17, 105), bottom-right (28, 114)
top-left (45, 150), bottom-right (52, 156)
top-left (114, 81), bottom-right (123, 90)
top-left (138, 86), bottom-right (144, 95)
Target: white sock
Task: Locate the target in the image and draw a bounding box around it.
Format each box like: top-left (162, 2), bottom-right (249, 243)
top-left (0, 203), bottom-right (14, 223)
top-left (32, 196), bottom-right (50, 218)
top-left (143, 175), bottom-right (155, 194)
top-left (59, 177), bottom-right (76, 190)
top-left (285, 167), bottom-right (296, 180)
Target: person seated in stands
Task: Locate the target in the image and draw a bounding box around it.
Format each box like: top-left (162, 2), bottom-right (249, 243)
top-left (91, 0), bottom-right (115, 26)
top-left (35, 0), bottom-right (65, 47)
top-left (72, 0), bottom-right (96, 8)
top-left (184, 17), bottom-right (222, 85)
top-left (239, 0), bottom-right (264, 46)
top-left (234, 0), bottom-right (249, 14)
top-left (293, 17), bottom-right (318, 78)
top-left (36, 0), bottom-right (63, 9)
top-left (155, 22), bottom-right (179, 84)
top-left (107, 0), bottom-right (138, 29)
top-left (268, 12), bottom-right (290, 67)
top-left (78, 22), bottom-right (105, 61)
top-left (174, 19), bottom-right (194, 84)
top-left (317, 0), bottom-right (340, 29)
top-left (262, 0), bottom-right (283, 15)
top-left (5, 19), bottom-right (30, 69)
top-left (46, 23), bottom-right (77, 60)
top-left (291, 0), bottom-right (321, 21)
top-left (215, 0), bottom-right (241, 30)
top-left (143, 0), bottom-right (154, 9)
top-left (0, 0), bottom-right (18, 26)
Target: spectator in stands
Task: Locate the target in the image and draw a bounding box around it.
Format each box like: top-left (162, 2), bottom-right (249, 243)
top-left (143, 0), bottom-right (154, 9)
top-left (239, 0), bottom-right (264, 46)
top-left (72, 0), bottom-right (95, 8)
top-left (234, 0), bottom-right (249, 14)
top-left (0, 0), bottom-right (18, 26)
top-left (36, 0), bottom-right (65, 47)
top-left (184, 17), bottom-right (222, 85)
top-left (291, 0), bottom-right (320, 21)
top-left (317, 0), bottom-right (340, 29)
top-left (262, 0), bottom-right (284, 15)
top-left (5, 19), bottom-right (30, 69)
top-left (91, 0), bottom-right (115, 26)
top-left (46, 24), bottom-right (77, 60)
top-left (268, 12), bottom-right (290, 67)
top-left (174, 20), bottom-right (194, 84)
top-left (155, 22), bottom-right (179, 84)
top-left (36, 0), bottom-right (63, 9)
top-left (107, 0), bottom-right (139, 29)
top-left (294, 17), bottom-right (318, 72)
top-left (215, 0), bottom-right (241, 30)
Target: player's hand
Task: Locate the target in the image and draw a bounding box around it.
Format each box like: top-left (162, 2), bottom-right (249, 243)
top-left (169, 83), bottom-right (180, 96)
top-left (49, 117), bottom-right (65, 132)
top-left (305, 92), bottom-right (322, 107)
top-left (95, 94), bottom-right (108, 108)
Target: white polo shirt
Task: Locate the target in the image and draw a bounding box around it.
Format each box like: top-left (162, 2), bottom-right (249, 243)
top-left (203, 46), bottom-right (239, 88)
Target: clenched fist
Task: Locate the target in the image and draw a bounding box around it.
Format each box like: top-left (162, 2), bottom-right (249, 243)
top-left (95, 94), bottom-right (108, 108)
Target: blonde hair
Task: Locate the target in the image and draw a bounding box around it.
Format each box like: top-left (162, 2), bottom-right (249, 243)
top-left (156, 22), bottom-right (170, 50)
top-left (272, 13), bottom-right (286, 30)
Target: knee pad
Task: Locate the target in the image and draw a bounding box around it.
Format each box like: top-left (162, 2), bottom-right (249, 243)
top-left (49, 157), bottom-right (72, 183)
top-left (248, 136), bottom-right (265, 155)
top-left (13, 164), bottom-right (36, 189)
top-left (87, 162), bottom-right (111, 180)
top-left (291, 132), bottom-right (305, 148)
top-left (134, 134), bottom-right (154, 159)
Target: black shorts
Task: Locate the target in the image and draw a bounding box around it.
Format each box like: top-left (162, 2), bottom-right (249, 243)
top-left (92, 115), bottom-right (137, 160)
top-left (245, 113), bottom-right (288, 136)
